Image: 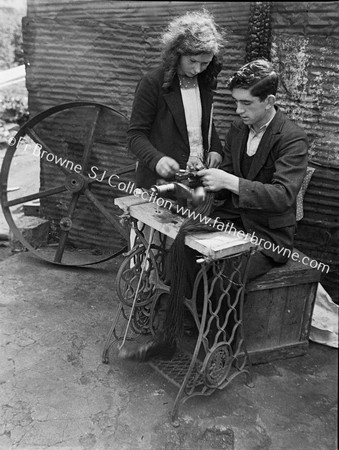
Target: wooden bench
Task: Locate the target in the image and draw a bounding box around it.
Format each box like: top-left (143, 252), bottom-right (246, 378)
top-left (243, 250), bottom-right (321, 364)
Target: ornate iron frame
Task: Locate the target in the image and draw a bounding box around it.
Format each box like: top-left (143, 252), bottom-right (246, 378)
top-left (102, 217), bottom-right (256, 425)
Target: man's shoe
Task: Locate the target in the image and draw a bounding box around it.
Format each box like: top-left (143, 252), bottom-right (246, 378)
top-left (118, 339), bottom-right (176, 362)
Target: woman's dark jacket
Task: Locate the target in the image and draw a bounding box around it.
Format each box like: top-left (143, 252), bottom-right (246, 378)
top-left (127, 66), bottom-right (223, 188)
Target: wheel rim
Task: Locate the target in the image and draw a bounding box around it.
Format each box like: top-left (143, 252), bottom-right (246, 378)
top-left (0, 101), bottom-right (135, 266)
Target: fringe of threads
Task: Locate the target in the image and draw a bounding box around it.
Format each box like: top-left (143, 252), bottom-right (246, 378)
top-left (163, 193), bottom-right (216, 344)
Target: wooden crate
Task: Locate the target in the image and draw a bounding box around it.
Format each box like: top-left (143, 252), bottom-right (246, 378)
top-left (243, 251), bottom-right (322, 364)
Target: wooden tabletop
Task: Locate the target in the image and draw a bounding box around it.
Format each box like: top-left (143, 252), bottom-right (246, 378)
top-left (115, 194), bottom-right (255, 260)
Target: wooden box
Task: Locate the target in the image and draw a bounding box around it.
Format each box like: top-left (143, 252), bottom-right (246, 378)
top-left (243, 251), bottom-right (322, 364)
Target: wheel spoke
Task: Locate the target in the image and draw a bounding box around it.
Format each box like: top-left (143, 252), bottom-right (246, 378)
top-left (84, 188), bottom-right (129, 241)
top-left (115, 164), bottom-right (136, 176)
top-left (80, 106), bottom-right (101, 174)
top-left (53, 230), bottom-right (70, 263)
top-left (86, 163), bottom-right (135, 188)
top-left (26, 128), bottom-right (71, 176)
top-left (3, 185), bottom-right (68, 207)
top-left (53, 192), bottom-right (80, 263)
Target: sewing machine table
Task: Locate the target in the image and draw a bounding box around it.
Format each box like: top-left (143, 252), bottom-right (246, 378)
top-left (102, 195), bottom-right (257, 424)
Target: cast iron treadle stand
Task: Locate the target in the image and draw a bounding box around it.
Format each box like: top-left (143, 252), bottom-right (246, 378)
top-left (102, 208), bottom-right (255, 425)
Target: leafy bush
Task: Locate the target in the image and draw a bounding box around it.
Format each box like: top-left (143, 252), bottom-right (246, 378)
top-left (0, 6), bottom-right (25, 70)
top-left (0, 96), bottom-right (29, 126)
top-left (12, 23), bottom-right (24, 66)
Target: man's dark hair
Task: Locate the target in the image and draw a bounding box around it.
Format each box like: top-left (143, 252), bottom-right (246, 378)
top-left (227, 59), bottom-right (279, 101)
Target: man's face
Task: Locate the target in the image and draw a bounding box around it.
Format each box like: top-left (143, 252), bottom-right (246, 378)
top-left (178, 53), bottom-right (214, 78)
top-left (232, 88), bottom-right (272, 129)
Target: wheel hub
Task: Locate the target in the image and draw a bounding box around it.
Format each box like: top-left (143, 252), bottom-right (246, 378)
top-left (59, 217), bottom-right (73, 231)
top-left (64, 173), bottom-right (87, 192)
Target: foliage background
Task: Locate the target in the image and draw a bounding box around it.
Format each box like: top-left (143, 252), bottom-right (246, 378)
top-left (0, 0), bottom-right (28, 146)
top-left (0, 0), bottom-right (26, 69)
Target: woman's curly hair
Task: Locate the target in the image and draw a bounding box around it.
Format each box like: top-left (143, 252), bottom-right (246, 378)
top-left (160, 9), bottom-right (225, 90)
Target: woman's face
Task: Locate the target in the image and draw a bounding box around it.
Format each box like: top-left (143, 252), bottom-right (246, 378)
top-left (178, 53), bottom-right (214, 78)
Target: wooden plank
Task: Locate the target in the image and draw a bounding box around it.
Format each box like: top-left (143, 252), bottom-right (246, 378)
top-left (266, 287), bottom-right (291, 347)
top-left (115, 194), bottom-right (149, 210)
top-left (116, 196), bottom-right (255, 259)
top-left (247, 255), bottom-right (321, 291)
top-left (248, 341), bottom-right (309, 365)
top-left (247, 273), bottom-right (320, 291)
top-left (131, 202), bottom-right (254, 259)
top-left (279, 285), bottom-right (307, 345)
top-left (299, 282), bottom-right (318, 341)
top-left (243, 290), bottom-right (273, 351)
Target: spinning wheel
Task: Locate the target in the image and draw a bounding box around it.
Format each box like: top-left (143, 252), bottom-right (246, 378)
top-left (0, 101), bottom-right (136, 266)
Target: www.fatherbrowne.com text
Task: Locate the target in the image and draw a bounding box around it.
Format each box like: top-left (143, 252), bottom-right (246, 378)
top-left (9, 136), bottom-right (330, 274)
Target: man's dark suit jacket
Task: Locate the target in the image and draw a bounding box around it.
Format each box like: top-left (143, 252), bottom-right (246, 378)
top-left (127, 66), bottom-right (223, 188)
top-left (215, 108), bottom-right (309, 263)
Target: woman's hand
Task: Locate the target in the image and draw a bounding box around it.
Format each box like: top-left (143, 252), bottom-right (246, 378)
top-left (206, 151), bottom-right (223, 168)
top-left (186, 156), bottom-right (205, 172)
top-left (155, 156), bottom-right (180, 178)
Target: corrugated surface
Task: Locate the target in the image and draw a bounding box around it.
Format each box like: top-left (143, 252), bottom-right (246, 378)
top-left (271, 2), bottom-right (339, 303)
top-left (27, 1), bottom-right (249, 23)
top-left (271, 1), bottom-right (339, 168)
top-left (270, 1), bottom-right (339, 36)
top-left (295, 163), bottom-right (338, 259)
top-left (23, 1), bottom-right (250, 252)
top-left (23, 2), bottom-right (250, 126)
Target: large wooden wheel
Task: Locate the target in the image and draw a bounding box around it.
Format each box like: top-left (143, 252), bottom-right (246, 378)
top-left (0, 101), bottom-right (136, 266)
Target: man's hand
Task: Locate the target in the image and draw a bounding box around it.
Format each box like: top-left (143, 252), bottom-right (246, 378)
top-left (197, 168), bottom-right (240, 194)
top-left (155, 156), bottom-right (180, 178)
top-left (206, 151), bottom-right (223, 168)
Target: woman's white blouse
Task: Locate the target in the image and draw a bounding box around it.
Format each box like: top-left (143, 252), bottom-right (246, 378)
top-left (180, 85), bottom-right (204, 169)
